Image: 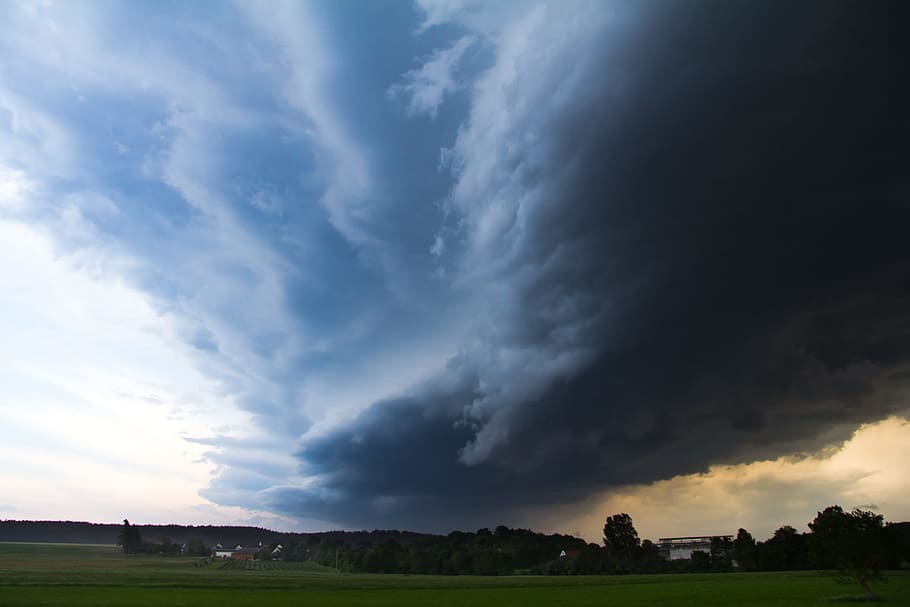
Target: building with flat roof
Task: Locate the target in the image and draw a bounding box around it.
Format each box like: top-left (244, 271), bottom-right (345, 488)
top-left (657, 535), bottom-right (733, 560)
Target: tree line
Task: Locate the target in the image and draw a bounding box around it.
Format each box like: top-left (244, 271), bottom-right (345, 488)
top-left (116, 519), bottom-right (210, 556)
top-left (135, 506), bottom-right (904, 582)
top-left (0, 520), bottom-right (289, 546)
top-left (108, 506), bottom-right (910, 585)
top-left (279, 526), bottom-right (586, 575)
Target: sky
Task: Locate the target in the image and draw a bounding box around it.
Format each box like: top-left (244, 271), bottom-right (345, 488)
top-left (1, 0), bottom-right (908, 543)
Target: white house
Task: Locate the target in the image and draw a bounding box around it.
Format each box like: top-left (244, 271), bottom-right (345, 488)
top-left (213, 543), bottom-right (245, 558)
top-left (657, 535), bottom-right (733, 560)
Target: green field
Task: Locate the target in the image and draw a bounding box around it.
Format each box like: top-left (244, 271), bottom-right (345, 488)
top-left (1, 542), bottom-right (907, 606)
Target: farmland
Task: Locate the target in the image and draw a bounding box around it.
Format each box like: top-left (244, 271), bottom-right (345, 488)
top-left (1, 542), bottom-right (908, 606)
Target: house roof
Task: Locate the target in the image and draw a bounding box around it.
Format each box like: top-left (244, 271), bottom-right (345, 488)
top-left (657, 535), bottom-right (733, 544)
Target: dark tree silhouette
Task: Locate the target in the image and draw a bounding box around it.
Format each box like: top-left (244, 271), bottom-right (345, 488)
top-left (603, 513), bottom-right (640, 573)
top-left (710, 535), bottom-right (734, 571)
top-left (691, 550), bottom-right (711, 572)
top-left (810, 507), bottom-right (887, 601)
top-left (117, 519), bottom-right (142, 555)
top-left (733, 528), bottom-right (757, 571)
top-left (757, 525), bottom-right (808, 571)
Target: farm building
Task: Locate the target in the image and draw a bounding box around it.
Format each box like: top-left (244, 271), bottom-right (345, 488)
top-left (212, 540), bottom-right (265, 560)
top-left (230, 547), bottom-right (261, 561)
top-left (212, 543), bottom-right (244, 559)
top-left (656, 535), bottom-right (733, 560)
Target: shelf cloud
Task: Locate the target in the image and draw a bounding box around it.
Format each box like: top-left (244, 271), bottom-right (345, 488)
top-left (1, 0), bottom-right (907, 532)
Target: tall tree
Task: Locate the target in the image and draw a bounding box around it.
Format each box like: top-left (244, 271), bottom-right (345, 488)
top-left (117, 519), bottom-right (142, 555)
top-left (603, 513), bottom-right (640, 573)
top-left (710, 536), bottom-right (734, 571)
top-left (733, 528), bottom-right (757, 571)
top-left (808, 505), bottom-right (849, 569)
top-left (810, 507), bottom-right (887, 601)
top-left (756, 525), bottom-right (808, 571)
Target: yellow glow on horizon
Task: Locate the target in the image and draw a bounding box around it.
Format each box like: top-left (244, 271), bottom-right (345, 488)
top-left (539, 416), bottom-right (910, 543)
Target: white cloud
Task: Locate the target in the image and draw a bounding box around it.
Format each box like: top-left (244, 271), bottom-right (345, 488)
top-left (249, 191), bottom-right (283, 216)
top-left (388, 36), bottom-right (474, 119)
top-left (239, 0), bottom-right (374, 251)
top-left (0, 165), bottom-right (34, 213)
top-left (0, 85), bottom-right (79, 179)
top-left (0, 0), bottom-right (314, 420)
top-left (414, 0), bottom-right (520, 35)
top-left (0, 218), bottom-right (267, 525)
top-left (0, 3), bottom-right (322, 520)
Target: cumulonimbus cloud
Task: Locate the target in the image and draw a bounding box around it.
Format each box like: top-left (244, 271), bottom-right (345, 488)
top-left (270, 0), bottom-right (910, 530)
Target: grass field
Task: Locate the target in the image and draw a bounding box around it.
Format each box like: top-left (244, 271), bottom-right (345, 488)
top-left (1, 542), bottom-right (908, 606)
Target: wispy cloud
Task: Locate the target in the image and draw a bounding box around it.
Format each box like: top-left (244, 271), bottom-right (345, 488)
top-left (238, 0), bottom-right (373, 251)
top-left (0, 0), bottom-right (468, 528)
top-left (0, 1), bottom-right (332, 521)
top-left (388, 36), bottom-right (474, 119)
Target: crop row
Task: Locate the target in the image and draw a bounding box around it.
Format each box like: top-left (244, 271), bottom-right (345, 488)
top-left (217, 559), bottom-right (316, 571)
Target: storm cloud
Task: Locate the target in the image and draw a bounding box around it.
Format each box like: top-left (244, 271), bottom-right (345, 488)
top-left (266, 1), bottom-right (910, 529)
top-left (2, 0), bottom-right (907, 532)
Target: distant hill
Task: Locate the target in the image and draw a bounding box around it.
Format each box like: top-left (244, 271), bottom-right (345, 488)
top-left (0, 519), bottom-right (433, 548)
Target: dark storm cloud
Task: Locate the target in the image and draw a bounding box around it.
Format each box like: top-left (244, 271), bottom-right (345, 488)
top-left (272, 1), bottom-right (910, 529)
